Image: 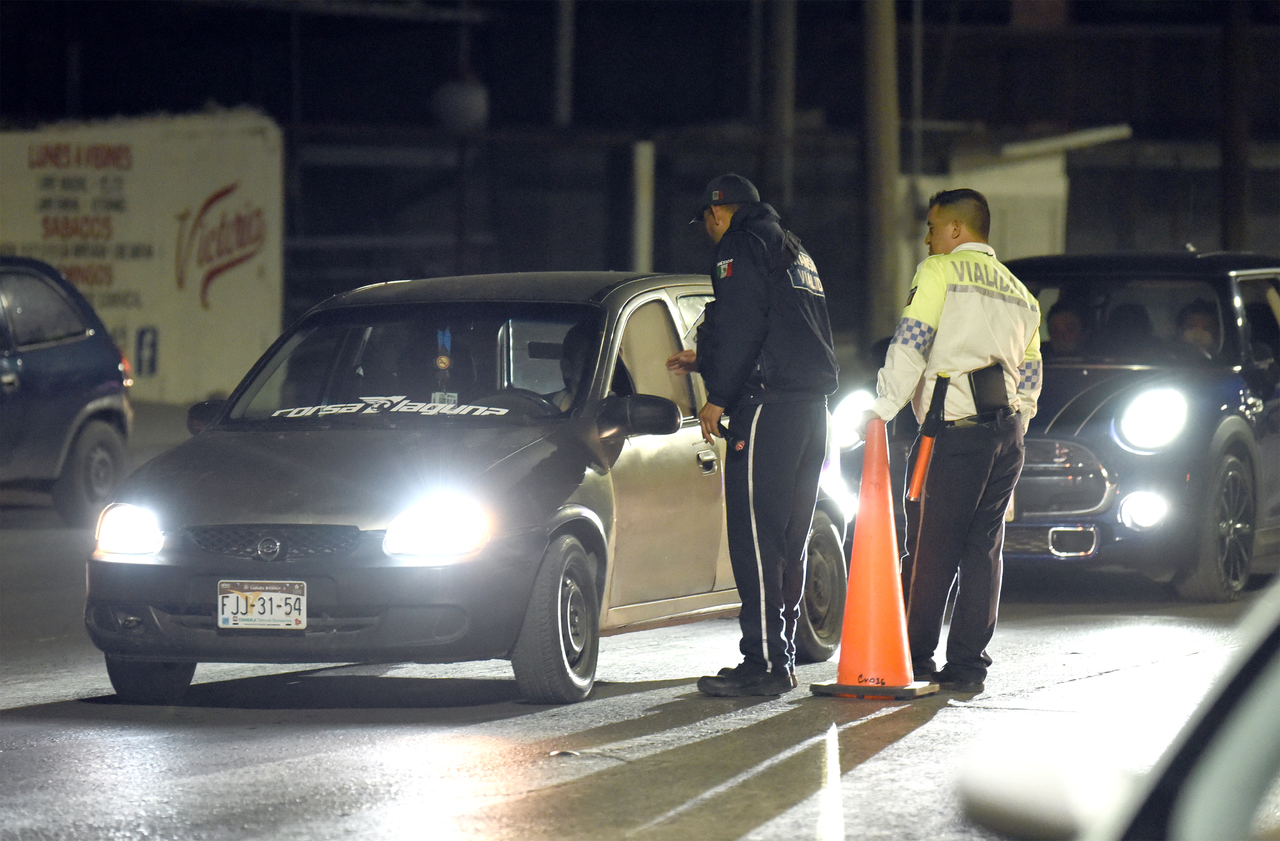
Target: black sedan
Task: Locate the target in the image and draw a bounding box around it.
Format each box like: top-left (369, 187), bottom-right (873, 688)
top-left (85, 272), bottom-right (851, 704)
top-left (836, 252), bottom-right (1280, 602)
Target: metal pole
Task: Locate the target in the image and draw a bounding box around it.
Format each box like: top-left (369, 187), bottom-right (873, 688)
top-left (632, 141), bottom-right (655, 273)
top-left (555, 0), bottom-right (575, 128)
top-left (1221, 0), bottom-right (1250, 250)
top-left (749, 0), bottom-right (764, 127)
top-left (767, 0), bottom-right (796, 211)
top-left (910, 0), bottom-right (923, 217)
top-left (865, 0), bottom-right (902, 341)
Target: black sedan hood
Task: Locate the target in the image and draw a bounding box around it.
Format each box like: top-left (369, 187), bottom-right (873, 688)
top-left (119, 423), bottom-right (580, 530)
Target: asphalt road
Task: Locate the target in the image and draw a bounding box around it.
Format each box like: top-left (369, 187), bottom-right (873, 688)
top-left (0, 403), bottom-right (1267, 841)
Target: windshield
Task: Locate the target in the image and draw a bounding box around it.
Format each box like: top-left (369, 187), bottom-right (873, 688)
top-left (229, 302), bottom-right (602, 425)
top-left (1033, 277), bottom-right (1227, 364)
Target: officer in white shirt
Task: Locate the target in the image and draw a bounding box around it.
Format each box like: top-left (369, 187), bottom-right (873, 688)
top-left (862, 188), bottom-right (1042, 694)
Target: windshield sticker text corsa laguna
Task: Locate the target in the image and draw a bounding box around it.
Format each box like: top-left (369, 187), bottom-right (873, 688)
top-left (271, 396), bottom-right (509, 417)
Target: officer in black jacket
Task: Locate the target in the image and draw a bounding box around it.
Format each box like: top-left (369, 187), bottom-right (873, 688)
top-left (667, 173), bottom-right (839, 696)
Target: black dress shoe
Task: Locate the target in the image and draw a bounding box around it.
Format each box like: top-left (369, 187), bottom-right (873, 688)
top-left (698, 668), bottom-right (794, 697)
top-left (932, 668), bottom-right (984, 693)
top-left (716, 662), bottom-right (799, 689)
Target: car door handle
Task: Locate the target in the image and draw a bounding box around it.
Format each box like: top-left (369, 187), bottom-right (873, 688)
top-left (696, 450), bottom-right (718, 473)
top-left (0, 372), bottom-right (17, 393)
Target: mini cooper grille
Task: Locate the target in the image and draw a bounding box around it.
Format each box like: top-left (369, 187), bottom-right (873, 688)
top-left (183, 525), bottom-right (363, 561)
top-left (1017, 439), bottom-right (1109, 515)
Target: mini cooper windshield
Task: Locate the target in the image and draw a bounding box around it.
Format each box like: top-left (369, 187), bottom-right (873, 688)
top-left (229, 302), bottom-right (602, 425)
top-left (1038, 278), bottom-right (1230, 364)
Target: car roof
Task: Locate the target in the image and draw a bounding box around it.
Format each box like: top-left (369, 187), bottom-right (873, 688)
top-left (1007, 251), bottom-right (1280, 280)
top-left (0, 256), bottom-right (103, 317)
top-left (314, 272), bottom-right (710, 311)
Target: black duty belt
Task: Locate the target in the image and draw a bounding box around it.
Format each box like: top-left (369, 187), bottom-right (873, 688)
top-left (944, 405), bottom-right (1015, 428)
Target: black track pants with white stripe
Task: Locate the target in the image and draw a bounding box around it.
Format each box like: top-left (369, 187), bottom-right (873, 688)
top-left (724, 399), bottom-right (829, 674)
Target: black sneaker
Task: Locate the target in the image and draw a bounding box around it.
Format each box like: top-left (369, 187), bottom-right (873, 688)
top-left (932, 668), bottom-right (984, 694)
top-left (698, 668), bottom-right (794, 697)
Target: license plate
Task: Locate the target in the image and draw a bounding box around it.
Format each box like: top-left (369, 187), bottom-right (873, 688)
top-left (218, 580), bottom-right (307, 629)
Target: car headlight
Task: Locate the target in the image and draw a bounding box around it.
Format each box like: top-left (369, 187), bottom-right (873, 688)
top-left (832, 389), bottom-right (876, 450)
top-left (96, 503), bottom-right (165, 555)
top-left (383, 492), bottom-right (491, 559)
top-left (1116, 387), bottom-right (1188, 452)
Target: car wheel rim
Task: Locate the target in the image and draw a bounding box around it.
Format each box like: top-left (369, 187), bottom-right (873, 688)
top-left (1215, 466), bottom-right (1254, 591)
top-left (560, 573), bottom-right (588, 667)
top-left (806, 536), bottom-right (838, 633)
top-left (86, 444), bottom-right (116, 499)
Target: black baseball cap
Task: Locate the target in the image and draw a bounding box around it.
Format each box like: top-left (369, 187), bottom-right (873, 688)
top-left (690, 173), bottom-right (760, 224)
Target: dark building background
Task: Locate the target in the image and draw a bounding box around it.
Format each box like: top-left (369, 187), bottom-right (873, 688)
top-left (2, 0), bottom-right (1278, 343)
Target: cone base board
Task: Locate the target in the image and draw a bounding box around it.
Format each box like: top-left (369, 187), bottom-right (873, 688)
top-left (809, 680), bottom-right (939, 700)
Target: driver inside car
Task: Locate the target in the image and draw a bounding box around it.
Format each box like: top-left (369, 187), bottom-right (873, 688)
top-left (1175, 298), bottom-right (1220, 356)
top-left (546, 321), bottom-right (597, 411)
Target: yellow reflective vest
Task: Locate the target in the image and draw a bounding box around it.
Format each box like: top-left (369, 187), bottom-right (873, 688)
top-left (870, 242), bottom-right (1042, 430)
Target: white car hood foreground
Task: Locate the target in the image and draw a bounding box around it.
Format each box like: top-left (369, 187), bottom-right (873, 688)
top-left (960, 578), bottom-right (1280, 840)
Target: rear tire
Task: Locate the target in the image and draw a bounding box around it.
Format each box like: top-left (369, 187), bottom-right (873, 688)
top-left (795, 509), bottom-right (847, 663)
top-left (52, 420), bottom-right (126, 528)
top-left (511, 535), bottom-right (599, 703)
top-left (1175, 454), bottom-right (1255, 602)
top-left (105, 655), bottom-right (195, 705)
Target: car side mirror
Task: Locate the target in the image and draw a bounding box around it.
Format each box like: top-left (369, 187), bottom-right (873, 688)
top-left (598, 394), bottom-right (682, 437)
top-left (187, 400), bottom-right (225, 435)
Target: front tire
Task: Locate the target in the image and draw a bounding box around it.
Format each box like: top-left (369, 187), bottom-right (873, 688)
top-left (511, 535), bottom-right (599, 703)
top-left (105, 656), bottom-right (196, 705)
top-left (795, 509), bottom-right (847, 663)
top-left (1175, 454), bottom-right (1255, 602)
top-left (52, 420), bottom-right (126, 527)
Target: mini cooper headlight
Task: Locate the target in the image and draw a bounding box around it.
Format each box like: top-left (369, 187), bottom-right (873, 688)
top-left (383, 492), bottom-right (491, 559)
top-left (1117, 388), bottom-right (1188, 452)
top-left (832, 389), bottom-right (876, 449)
top-left (96, 503), bottom-right (165, 555)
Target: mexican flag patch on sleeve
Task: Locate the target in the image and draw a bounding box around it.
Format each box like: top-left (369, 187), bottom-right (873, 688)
top-left (716, 259), bottom-right (733, 279)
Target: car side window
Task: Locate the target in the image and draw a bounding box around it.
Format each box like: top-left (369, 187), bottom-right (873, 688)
top-left (0, 272), bottom-right (88, 347)
top-left (617, 299), bottom-right (695, 418)
top-left (1238, 277), bottom-right (1280, 364)
top-left (676, 294), bottom-right (713, 343)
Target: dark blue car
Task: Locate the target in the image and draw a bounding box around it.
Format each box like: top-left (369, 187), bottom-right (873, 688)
top-left (0, 256), bottom-right (132, 526)
top-left (836, 252), bottom-right (1280, 602)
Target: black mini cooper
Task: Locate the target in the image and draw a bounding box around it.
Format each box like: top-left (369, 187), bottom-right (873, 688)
top-left (86, 272), bottom-right (851, 704)
top-left (1005, 252), bottom-right (1279, 601)
top-left (836, 252), bottom-right (1279, 602)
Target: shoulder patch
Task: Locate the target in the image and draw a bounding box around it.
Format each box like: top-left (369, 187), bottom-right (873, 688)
top-left (716, 259), bottom-right (733, 279)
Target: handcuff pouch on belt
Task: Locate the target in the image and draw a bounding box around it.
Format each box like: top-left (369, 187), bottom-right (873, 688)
top-left (968, 362), bottom-right (1008, 415)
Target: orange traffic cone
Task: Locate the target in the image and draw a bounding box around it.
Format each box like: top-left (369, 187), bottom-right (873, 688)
top-left (811, 419), bottom-right (938, 699)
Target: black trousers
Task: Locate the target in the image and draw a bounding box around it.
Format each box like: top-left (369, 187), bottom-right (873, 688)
top-left (902, 410), bottom-right (1024, 681)
top-left (725, 399), bottom-right (829, 675)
